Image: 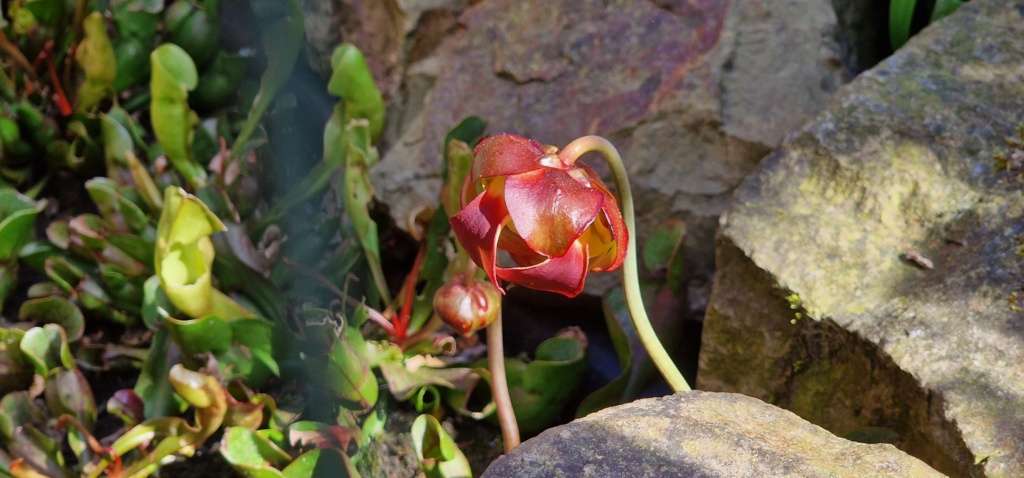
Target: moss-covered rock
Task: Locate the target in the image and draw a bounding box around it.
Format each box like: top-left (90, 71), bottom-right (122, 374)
top-left (700, 1), bottom-right (1024, 476)
top-left (484, 391), bottom-right (942, 477)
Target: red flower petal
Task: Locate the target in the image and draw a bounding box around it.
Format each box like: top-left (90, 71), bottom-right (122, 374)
top-left (577, 164), bottom-right (628, 271)
top-left (449, 183), bottom-right (510, 293)
top-left (504, 168), bottom-right (603, 258)
top-left (496, 240), bottom-right (589, 298)
top-left (472, 134), bottom-right (546, 179)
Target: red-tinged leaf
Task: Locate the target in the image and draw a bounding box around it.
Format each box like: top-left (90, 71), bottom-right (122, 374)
top-left (287, 421), bottom-right (358, 451)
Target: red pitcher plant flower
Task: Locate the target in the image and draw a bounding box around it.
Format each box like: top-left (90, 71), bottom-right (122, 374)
top-left (449, 134), bottom-right (628, 297)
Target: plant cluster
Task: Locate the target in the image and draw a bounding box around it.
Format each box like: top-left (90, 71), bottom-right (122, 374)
top-left (0, 1), bottom-right (692, 476)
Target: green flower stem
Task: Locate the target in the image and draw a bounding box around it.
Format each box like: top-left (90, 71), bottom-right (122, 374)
top-left (561, 135), bottom-right (691, 392)
top-left (488, 310), bottom-right (521, 451)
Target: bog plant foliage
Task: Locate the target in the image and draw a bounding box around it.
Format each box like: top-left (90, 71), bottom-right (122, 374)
top-left (0, 0), bottom-right (688, 476)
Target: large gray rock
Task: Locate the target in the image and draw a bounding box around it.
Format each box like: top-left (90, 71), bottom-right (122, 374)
top-left (699, 1), bottom-right (1024, 476)
top-left (484, 391), bottom-right (943, 477)
top-left (373, 0), bottom-right (850, 293)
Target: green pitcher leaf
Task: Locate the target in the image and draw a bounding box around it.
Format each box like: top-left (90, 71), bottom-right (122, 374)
top-left (134, 328), bottom-right (188, 419)
top-left (169, 363), bottom-right (226, 443)
top-left (9, 424), bottom-right (70, 478)
top-left (411, 414), bottom-right (471, 478)
top-left (150, 44), bottom-right (207, 187)
top-left (342, 120), bottom-right (389, 304)
top-left (0, 189), bottom-right (45, 261)
top-left (0, 391), bottom-right (46, 442)
top-left (220, 426), bottom-right (291, 477)
top-left (20, 324), bottom-right (75, 376)
top-left (286, 420), bottom-right (358, 451)
top-left (75, 12), bottom-right (117, 111)
top-left (489, 333), bottom-right (587, 436)
top-left (307, 322), bottom-right (378, 412)
top-left (44, 367), bottom-right (97, 430)
top-left (328, 44), bottom-right (384, 143)
top-left (281, 448), bottom-right (359, 478)
top-left (18, 296), bottom-right (85, 342)
top-left (85, 178), bottom-right (150, 234)
top-left (107, 389), bottom-right (145, 428)
top-left (165, 314), bottom-right (233, 356)
top-left (156, 186), bottom-right (252, 319)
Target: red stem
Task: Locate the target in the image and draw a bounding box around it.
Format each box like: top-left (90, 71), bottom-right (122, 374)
top-left (393, 241), bottom-right (427, 340)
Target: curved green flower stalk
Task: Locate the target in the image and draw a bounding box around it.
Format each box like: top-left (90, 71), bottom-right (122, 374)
top-left (559, 136), bottom-right (689, 392)
top-left (155, 186), bottom-right (251, 319)
top-left (74, 12), bottom-right (116, 112)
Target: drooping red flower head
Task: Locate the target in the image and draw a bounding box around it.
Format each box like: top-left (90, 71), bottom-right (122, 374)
top-left (449, 134), bottom-right (628, 297)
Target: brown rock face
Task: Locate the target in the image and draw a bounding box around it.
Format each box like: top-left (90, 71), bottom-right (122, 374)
top-left (699, 0), bottom-right (1024, 476)
top-left (374, 0), bottom-right (850, 293)
top-left (484, 391), bottom-right (944, 478)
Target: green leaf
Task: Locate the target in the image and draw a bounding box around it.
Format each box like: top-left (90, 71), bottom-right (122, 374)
top-left (134, 328), bottom-right (188, 419)
top-left (226, 318), bottom-right (280, 386)
top-left (20, 324), bottom-right (74, 376)
top-left (641, 218), bottom-right (686, 293)
top-left (75, 12), bottom-right (117, 111)
top-left (85, 178), bottom-right (150, 234)
top-left (150, 44), bottom-right (206, 187)
top-left (107, 389), bottom-right (145, 428)
top-left (328, 44), bottom-right (385, 142)
top-left (164, 0), bottom-right (221, 68)
top-left (18, 296), bottom-right (85, 342)
top-left (410, 414), bottom-right (471, 478)
top-left (113, 37), bottom-right (153, 92)
top-left (169, 364), bottom-right (226, 442)
top-left (9, 424), bottom-right (70, 478)
top-left (930, 0), bottom-right (963, 22)
top-left (286, 420), bottom-right (358, 451)
top-left (491, 334), bottom-right (587, 435)
top-left (20, 0), bottom-right (64, 27)
top-left (44, 367), bottom-right (97, 430)
top-left (576, 298), bottom-right (633, 418)
top-left (380, 357), bottom-right (495, 418)
top-left (889, 0), bottom-right (916, 50)
top-left (106, 416), bottom-right (198, 475)
top-left (0, 189), bottom-right (45, 261)
top-left (156, 186), bottom-right (252, 319)
top-left (100, 113), bottom-right (136, 179)
top-left (0, 391), bottom-right (46, 442)
top-left (165, 314), bottom-right (233, 356)
top-left (342, 121), bottom-right (390, 304)
top-left (141, 274), bottom-right (175, 329)
top-left (0, 328), bottom-right (32, 395)
top-left (230, 0), bottom-right (303, 158)
top-left (282, 448), bottom-right (359, 478)
top-left (307, 320), bottom-right (378, 411)
top-left (219, 426), bottom-right (292, 478)
top-left (192, 51), bottom-right (248, 111)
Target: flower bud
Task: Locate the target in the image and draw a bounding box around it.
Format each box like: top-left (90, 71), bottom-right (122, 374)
top-left (433, 274), bottom-right (501, 336)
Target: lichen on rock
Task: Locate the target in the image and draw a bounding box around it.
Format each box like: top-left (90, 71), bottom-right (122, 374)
top-left (700, 1), bottom-right (1024, 476)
